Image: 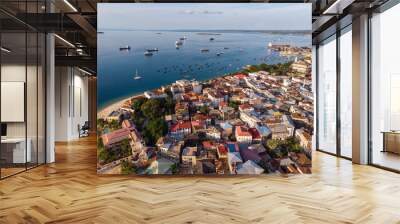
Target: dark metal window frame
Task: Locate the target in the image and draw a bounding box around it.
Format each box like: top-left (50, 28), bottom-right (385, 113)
top-left (315, 0), bottom-right (400, 173)
top-left (367, 1), bottom-right (400, 173)
top-left (315, 21), bottom-right (353, 161)
top-left (0, 0), bottom-right (48, 180)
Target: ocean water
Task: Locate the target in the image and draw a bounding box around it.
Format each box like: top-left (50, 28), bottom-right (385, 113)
top-left (98, 30), bottom-right (310, 110)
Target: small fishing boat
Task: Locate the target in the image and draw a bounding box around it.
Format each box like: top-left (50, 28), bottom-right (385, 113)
top-left (200, 48), bottom-right (209, 53)
top-left (119, 46), bottom-right (131, 51)
top-left (144, 51), bottom-right (153, 56)
top-left (175, 40), bottom-right (183, 46)
top-left (146, 48), bottom-right (159, 52)
top-left (209, 38), bottom-right (214, 41)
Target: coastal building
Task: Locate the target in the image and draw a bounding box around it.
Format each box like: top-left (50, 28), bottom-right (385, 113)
top-left (170, 121), bottom-right (191, 139)
top-left (248, 128), bottom-right (262, 143)
top-left (227, 152), bottom-right (243, 174)
top-left (144, 90), bottom-right (167, 99)
top-left (191, 121), bottom-right (207, 133)
top-left (207, 91), bottom-right (225, 106)
top-left (175, 102), bottom-right (189, 121)
top-left (291, 60), bottom-right (310, 74)
top-left (182, 147), bottom-right (198, 166)
top-left (235, 126), bottom-right (253, 144)
top-left (192, 81), bottom-right (203, 94)
top-left (205, 127), bottom-right (221, 140)
top-left (269, 124), bottom-right (291, 140)
top-left (220, 106), bottom-right (237, 120)
top-left (240, 111), bottom-right (261, 128)
top-left (236, 160), bottom-right (264, 175)
top-left (255, 124), bottom-right (271, 138)
top-left (101, 128), bottom-right (132, 148)
top-left (295, 128), bottom-right (312, 150)
top-left (192, 113), bottom-right (212, 125)
top-left (239, 147), bottom-right (261, 163)
top-left (217, 144), bottom-right (228, 159)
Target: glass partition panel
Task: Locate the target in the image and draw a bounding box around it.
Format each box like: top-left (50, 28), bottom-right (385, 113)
top-left (371, 4), bottom-right (400, 171)
top-left (27, 31), bottom-right (38, 169)
top-left (339, 26), bottom-right (352, 158)
top-left (1, 31), bottom-right (27, 177)
top-left (317, 35), bottom-right (337, 154)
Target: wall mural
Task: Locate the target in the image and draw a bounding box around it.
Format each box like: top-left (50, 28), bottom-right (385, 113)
top-left (97, 3), bottom-right (313, 175)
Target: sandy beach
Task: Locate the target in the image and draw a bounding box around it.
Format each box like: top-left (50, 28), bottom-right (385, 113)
top-left (97, 94), bottom-right (144, 119)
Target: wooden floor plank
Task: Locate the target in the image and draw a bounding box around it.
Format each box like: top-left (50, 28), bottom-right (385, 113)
top-left (0, 136), bottom-right (399, 224)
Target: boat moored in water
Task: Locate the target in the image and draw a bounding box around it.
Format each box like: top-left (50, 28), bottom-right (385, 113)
top-left (146, 48), bottom-right (159, 52)
top-left (133, 69), bottom-right (142, 80)
top-left (119, 46), bottom-right (131, 51)
top-left (144, 51), bottom-right (153, 56)
top-left (175, 40), bottom-right (183, 46)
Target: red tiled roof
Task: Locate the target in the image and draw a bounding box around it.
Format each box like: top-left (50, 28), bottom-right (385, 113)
top-left (217, 144), bottom-right (228, 154)
top-left (102, 128), bottom-right (131, 146)
top-left (193, 113), bottom-right (210, 121)
top-left (235, 126), bottom-right (252, 137)
top-left (248, 128), bottom-right (261, 139)
top-left (234, 73), bottom-right (247, 79)
top-left (191, 121), bottom-right (205, 128)
top-left (239, 104), bottom-right (251, 110)
top-left (171, 121), bottom-right (191, 132)
top-left (202, 141), bottom-right (214, 149)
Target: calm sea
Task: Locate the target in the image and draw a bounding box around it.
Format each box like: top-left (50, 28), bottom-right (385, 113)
top-left (97, 30), bottom-right (310, 110)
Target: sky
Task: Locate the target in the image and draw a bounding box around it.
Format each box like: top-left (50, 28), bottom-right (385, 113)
top-left (98, 3), bottom-right (311, 31)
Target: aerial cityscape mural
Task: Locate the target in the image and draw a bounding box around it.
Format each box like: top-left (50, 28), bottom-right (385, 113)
top-left (97, 3), bottom-right (313, 175)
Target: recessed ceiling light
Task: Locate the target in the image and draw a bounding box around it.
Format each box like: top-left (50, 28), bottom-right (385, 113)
top-left (1, 47), bottom-right (11, 53)
top-left (78, 67), bottom-right (93, 76)
top-left (54, 34), bottom-right (75, 48)
top-left (63, 0), bottom-right (78, 12)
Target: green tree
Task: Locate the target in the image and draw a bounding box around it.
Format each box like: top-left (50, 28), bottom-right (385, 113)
top-left (97, 118), bottom-right (106, 129)
top-left (170, 163), bottom-right (178, 174)
top-left (97, 137), bottom-right (104, 149)
top-left (131, 112), bottom-right (145, 130)
top-left (266, 139), bottom-right (283, 151)
top-left (120, 139), bottom-right (132, 157)
top-left (108, 119), bottom-right (121, 130)
top-left (228, 101), bottom-right (240, 110)
top-left (199, 105), bottom-right (210, 114)
top-left (165, 96), bottom-right (175, 115)
top-left (121, 160), bottom-right (136, 174)
top-left (143, 118), bottom-right (168, 145)
top-left (98, 147), bottom-right (117, 164)
top-left (141, 99), bottom-right (163, 119)
top-left (131, 98), bottom-right (146, 111)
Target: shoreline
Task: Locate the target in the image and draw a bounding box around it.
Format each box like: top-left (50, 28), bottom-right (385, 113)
top-left (97, 94), bottom-right (144, 119)
top-left (97, 59), bottom-right (299, 120)
top-left (97, 71), bottom-right (256, 119)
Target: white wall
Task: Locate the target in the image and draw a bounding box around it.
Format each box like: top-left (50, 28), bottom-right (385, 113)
top-left (55, 67), bottom-right (89, 141)
top-left (1, 63), bottom-right (46, 164)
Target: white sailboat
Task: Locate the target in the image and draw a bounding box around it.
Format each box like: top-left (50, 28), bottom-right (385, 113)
top-left (133, 69), bottom-right (142, 80)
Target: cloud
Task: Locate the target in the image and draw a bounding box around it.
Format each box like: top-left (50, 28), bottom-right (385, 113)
top-left (181, 10), bottom-right (223, 15)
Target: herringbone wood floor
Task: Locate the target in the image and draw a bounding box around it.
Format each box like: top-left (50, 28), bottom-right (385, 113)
top-left (1, 136), bottom-right (399, 224)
